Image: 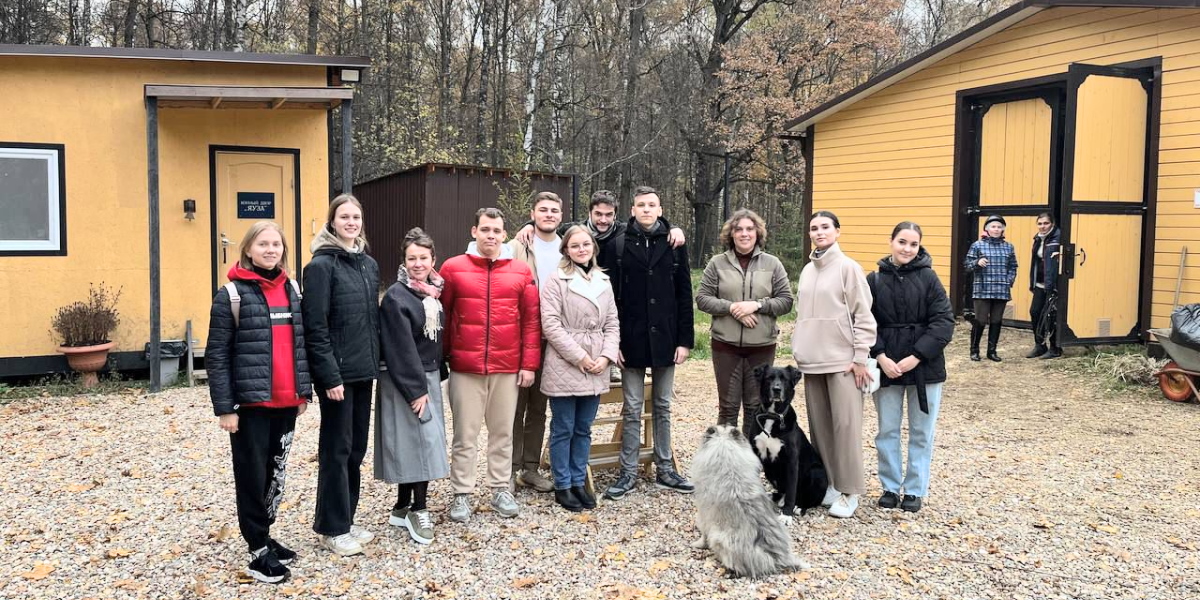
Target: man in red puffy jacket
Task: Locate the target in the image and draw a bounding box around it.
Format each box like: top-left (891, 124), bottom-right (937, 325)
top-left (440, 207), bottom-right (541, 522)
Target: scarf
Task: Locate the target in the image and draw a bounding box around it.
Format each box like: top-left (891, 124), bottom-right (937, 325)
top-left (586, 220), bottom-right (617, 243)
top-left (396, 265), bottom-right (444, 341)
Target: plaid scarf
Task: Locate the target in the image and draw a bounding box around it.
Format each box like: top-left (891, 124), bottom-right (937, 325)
top-left (396, 266), bottom-right (444, 341)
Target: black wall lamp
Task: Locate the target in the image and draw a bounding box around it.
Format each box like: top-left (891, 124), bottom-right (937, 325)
top-left (183, 198), bottom-right (196, 221)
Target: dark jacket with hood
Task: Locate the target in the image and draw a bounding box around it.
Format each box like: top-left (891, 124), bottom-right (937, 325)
top-left (867, 249), bottom-right (954, 411)
top-left (612, 216), bottom-right (694, 368)
top-left (301, 227), bottom-right (381, 389)
top-left (207, 265), bottom-right (313, 416)
top-left (1029, 226), bottom-right (1061, 292)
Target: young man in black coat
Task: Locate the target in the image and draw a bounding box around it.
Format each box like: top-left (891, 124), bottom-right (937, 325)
top-left (603, 186), bottom-right (696, 500)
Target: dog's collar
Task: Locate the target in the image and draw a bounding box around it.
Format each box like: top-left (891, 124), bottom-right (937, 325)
top-left (755, 405), bottom-right (794, 431)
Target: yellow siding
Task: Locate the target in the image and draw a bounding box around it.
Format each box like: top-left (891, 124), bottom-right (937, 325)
top-left (0, 57), bottom-right (330, 357)
top-left (811, 7), bottom-right (1200, 328)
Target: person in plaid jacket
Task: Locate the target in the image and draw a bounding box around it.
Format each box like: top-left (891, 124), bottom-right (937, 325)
top-left (963, 215), bottom-right (1017, 362)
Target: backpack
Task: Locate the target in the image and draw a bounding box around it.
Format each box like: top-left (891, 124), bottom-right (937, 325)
top-left (224, 279), bottom-right (302, 328)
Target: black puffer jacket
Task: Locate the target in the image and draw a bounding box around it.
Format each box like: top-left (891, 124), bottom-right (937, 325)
top-left (302, 231), bottom-right (381, 389)
top-left (206, 279), bottom-right (312, 415)
top-left (867, 249), bottom-right (954, 396)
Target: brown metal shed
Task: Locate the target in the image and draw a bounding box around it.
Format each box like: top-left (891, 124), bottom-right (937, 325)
top-left (355, 163), bottom-right (576, 282)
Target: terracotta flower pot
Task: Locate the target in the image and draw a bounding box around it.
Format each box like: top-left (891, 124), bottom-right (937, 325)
top-left (58, 341), bottom-right (115, 388)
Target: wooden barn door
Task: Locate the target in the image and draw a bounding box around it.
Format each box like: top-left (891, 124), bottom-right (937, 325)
top-left (963, 87), bottom-right (1063, 325)
top-left (212, 149), bottom-right (299, 289)
top-left (1058, 64), bottom-right (1152, 344)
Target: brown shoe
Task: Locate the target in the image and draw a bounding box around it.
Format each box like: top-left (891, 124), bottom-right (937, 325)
top-left (516, 469), bottom-right (554, 493)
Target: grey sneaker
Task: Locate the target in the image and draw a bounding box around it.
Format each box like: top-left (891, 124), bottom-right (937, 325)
top-left (406, 509), bottom-right (435, 544)
top-left (655, 468), bottom-right (695, 494)
top-left (388, 506), bottom-right (410, 528)
top-left (449, 494), bottom-right (473, 523)
top-left (491, 490), bottom-right (520, 518)
top-left (516, 469), bottom-right (554, 492)
top-left (604, 472), bottom-right (638, 500)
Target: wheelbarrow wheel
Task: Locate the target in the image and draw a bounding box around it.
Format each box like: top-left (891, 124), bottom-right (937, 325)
top-left (1158, 362), bottom-right (1195, 403)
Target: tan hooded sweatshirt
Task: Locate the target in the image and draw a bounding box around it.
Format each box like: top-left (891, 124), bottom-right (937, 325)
top-left (791, 243), bottom-right (877, 374)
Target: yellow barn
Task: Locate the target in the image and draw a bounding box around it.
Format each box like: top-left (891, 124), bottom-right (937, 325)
top-left (787, 0), bottom-right (1200, 346)
top-left (0, 45), bottom-right (367, 389)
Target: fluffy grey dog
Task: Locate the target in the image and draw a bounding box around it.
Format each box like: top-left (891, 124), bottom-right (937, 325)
top-left (690, 424), bottom-right (807, 578)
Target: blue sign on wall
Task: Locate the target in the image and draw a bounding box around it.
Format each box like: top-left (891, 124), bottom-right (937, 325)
top-left (237, 192), bottom-right (276, 219)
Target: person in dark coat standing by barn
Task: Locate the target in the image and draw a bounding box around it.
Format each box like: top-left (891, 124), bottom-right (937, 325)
top-left (302, 194), bottom-right (381, 557)
top-left (603, 186), bottom-right (695, 500)
top-left (375, 227), bottom-right (448, 546)
top-left (868, 222), bottom-right (954, 514)
top-left (207, 221), bottom-right (311, 584)
top-left (1027, 212), bottom-right (1063, 359)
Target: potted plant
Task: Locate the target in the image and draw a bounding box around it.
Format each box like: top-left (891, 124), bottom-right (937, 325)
top-left (51, 283), bottom-right (122, 388)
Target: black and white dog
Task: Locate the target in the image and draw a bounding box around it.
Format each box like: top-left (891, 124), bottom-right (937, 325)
top-left (751, 365), bottom-right (829, 521)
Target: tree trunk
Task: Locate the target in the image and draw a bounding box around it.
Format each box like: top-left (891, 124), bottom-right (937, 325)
top-left (522, 0), bottom-right (554, 169)
top-left (474, 0), bottom-right (491, 164)
top-left (436, 0), bottom-right (454, 146)
top-left (123, 0), bottom-right (138, 47)
top-left (618, 0), bottom-right (644, 201)
top-left (306, 0), bottom-right (320, 53)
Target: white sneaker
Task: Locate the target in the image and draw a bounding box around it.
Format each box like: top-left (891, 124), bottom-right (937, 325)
top-left (828, 494), bottom-right (859, 519)
top-left (321, 533), bottom-right (364, 556)
top-left (449, 494), bottom-right (473, 523)
top-left (821, 485), bottom-right (840, 508)
top-left (349, 525), bottom-right (374, 545)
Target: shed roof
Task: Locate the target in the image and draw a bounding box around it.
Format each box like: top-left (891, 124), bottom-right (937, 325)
top-left (0, 44), bottom-right (369, 69)
top-left (784, 0), bottom-right (1198, 133)
top-left (356, 162), bottom-right (575, 188)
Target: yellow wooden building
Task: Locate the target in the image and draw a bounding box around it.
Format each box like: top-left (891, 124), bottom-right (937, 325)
top-left (0, 45), bottom-right (367, 388)
top-left (787, 0), bottom-right (1200, 346)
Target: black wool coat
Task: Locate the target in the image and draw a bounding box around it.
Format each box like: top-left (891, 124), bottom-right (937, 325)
top-left (379, 282), bottom-right (442, 404)
top-left (206, 279), bottom-right (312, 416)
top-left (866, 249), bottom-right (954, 389)
top-left (613, 217), bottom-right (694, 368)
top-left (302, 246), bottom-right (381, 389)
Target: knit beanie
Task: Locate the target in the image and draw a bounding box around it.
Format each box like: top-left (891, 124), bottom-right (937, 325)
top-left (984, 214), bottom-right (1007, 228)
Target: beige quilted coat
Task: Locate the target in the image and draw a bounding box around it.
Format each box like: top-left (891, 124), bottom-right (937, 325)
top-left (538, 267), bottom-right (621, 397)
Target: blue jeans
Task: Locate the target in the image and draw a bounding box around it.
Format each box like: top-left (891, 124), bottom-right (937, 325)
top-left (874, 383), bottom-right (943, 497)
top-left (548, 396), bottom-right (601, 489)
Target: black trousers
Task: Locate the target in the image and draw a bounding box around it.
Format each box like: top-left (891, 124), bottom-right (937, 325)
top-left (972, 299), bottom-right (1006, 326)
top-left (313, 379), bottom-right (373, 536)
top-left (230, 406), bottom-right (298, 551)
top-left (1030, 287), bottom-right (1058, 348)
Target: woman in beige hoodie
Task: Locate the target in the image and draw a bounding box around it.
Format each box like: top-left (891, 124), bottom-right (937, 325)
top-left (791, 211), bottom-right (877, 519)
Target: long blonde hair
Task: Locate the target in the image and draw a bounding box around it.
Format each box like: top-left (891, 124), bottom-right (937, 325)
top-left (557, 225), bottom-right (601, 275)
top-left (238, 221), bottom-right (290, 271)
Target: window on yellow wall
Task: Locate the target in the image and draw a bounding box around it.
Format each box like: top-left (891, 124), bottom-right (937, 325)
top-left (0, 143), bottom-right (65, 256)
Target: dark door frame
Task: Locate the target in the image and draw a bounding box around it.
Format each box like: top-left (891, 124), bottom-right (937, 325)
top-left (1057, 58), bottom-right (1161, 345)
top-left (952, 74), bottom-right (1068, 323)
top-left (208, 145), bottom-right (303, 295)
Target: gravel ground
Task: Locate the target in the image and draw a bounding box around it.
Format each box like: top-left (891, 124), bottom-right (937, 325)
top-left (2, 321), bottom-right (1199, 600)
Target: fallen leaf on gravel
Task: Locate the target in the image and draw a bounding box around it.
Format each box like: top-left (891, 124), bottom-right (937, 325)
top-left (887, 566), bottom-right (914, 585)
top-left (632, 529), bottom-right (646, 538)
top-left (209, 524), bottom-right (234, 542)
top-left (648, 560), bottom-right (671, 575)
top-left (600, 545), bottom-right (627, 562)
top-left (512, 577), bottom-right (540, 588)
top-left (789, 571), bottom-right (812, 582)
top-left (602, 583), bottom-right (666, 599)
top-left (510, 541), bottom-right (522, 550)
top-left (1090, 523), bottom-right (1120, 534)
top-left (20, 563), bottom-right (54, 580)
top-left (573, 513), bottom-right (593, 523)
top-left (193, 576), bottom-right (211, 596)
top-left (114, 578), bottom-right (146, 590)
top-left (1033, 520), bottom-right (1055, 529)
top-left (66, 481), bottom-right (97, 492)
top-left (105, 548), bottom-right (132, 558)
top-left (1112, 470), bottom-right (1124, 479)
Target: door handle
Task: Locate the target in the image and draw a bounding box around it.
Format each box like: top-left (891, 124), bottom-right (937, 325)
top-left (220, 232), bottom-right (231, 264)
top-left (1078, 248), bottom-right (1087, 266)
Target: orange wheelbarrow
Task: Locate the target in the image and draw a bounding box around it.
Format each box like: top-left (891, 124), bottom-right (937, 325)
top-left (1149, 328), bottom-right (1200, 402)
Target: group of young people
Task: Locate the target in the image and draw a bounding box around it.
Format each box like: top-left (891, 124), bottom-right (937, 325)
top-left (206, 185), bottom-right (1062, 584)
top-left (206, 187), bottom-right (698, 583)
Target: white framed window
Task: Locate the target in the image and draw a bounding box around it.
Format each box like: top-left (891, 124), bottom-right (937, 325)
top-left (0, 143), bottom-right (65, 255)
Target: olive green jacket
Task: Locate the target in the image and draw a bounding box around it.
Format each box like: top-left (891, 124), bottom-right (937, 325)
top-left (696, 248), bottom-right (794, 348)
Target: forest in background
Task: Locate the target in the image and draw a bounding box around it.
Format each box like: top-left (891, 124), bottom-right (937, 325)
top-left (1, 0), bottom-right (1011, 268)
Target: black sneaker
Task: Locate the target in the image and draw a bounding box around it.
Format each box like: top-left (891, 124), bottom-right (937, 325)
top-left (604, 472), bottom-right (638, 500)
top-left (265, 538), bottom-right (296, 565)
top-left (1040, 347), bottom-right (1063, 359)
top-left (655, 469), bottom-right (695, 494)
top-left (572, 485), bottom-right (597, 510)
top-left (900, 494), bottom-right (923, 513)
top-left (247, 547), bottom-right (290, 584)
top-left (878, 491), bottom-right (900, 509)
top-left (554, 488), bottom-right (583, 512)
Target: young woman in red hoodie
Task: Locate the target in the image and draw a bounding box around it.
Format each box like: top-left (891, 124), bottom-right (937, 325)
top-left (206, 221), bottom-right (313, 584)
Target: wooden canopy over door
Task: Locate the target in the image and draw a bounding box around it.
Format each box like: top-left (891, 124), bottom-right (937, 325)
top-left (1058, 64), bottom-right (1154, 345)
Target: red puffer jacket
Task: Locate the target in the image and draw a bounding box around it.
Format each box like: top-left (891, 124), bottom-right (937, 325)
top-left (440, 250), bottom-right (541, 374)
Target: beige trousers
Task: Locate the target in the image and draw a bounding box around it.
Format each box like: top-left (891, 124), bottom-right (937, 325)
top-left (803, 371), bottom-right (865, 495)
top-left (448, 371), bottom-right (519, 494)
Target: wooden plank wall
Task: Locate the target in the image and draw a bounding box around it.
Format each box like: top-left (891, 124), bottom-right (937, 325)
top-left (811, 6), bottom-right (1200, 327)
